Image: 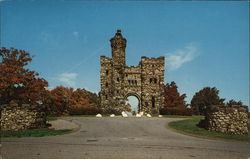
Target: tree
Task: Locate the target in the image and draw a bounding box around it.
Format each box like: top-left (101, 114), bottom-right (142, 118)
top-left (226, 99), bottom-right (243, 106)
top-left (47, 86), bottom-right (74, 115)
top-left (44, 86), bottom-right (100, 115)
top-left (191, 87), bottom-right (225, 115)
top-left (164, 81), bottom-right (186, 108)
top-left (0, 47), bottom-right (48, 105)
top-left (70, 89), bottom-right (93, 108)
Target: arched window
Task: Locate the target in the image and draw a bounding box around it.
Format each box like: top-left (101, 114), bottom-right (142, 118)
top-left (106, 70), bottom-right (109, 75)
top-left (117, 77), bottom-right (120, 82)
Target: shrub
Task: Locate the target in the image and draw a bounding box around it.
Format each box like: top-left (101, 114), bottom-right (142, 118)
top-left (103, 108), bottom-right (121, 115)
top-left (69, 106), bottom-right (102, 115)
top-left (159, 107), bottom-right (193, 116)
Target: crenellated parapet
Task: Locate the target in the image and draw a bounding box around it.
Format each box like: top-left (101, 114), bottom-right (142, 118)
top-left (100, 30), bottom-right (165, 114)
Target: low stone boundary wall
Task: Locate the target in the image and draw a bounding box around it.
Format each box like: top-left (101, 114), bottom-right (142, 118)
top-left (202, 105), bottom-right (249, 135)
top-left (1, 104), bottom-right (47, 131)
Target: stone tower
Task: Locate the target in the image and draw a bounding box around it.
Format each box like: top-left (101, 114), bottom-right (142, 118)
top-left (100, 30), bottom-right (165, 114)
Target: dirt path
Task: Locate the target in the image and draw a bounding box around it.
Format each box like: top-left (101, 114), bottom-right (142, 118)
top-left (48, 119), bottom-right (79, 130)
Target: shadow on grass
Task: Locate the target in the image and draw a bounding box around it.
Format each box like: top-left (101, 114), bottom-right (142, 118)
top-left (169, 117), bottom-right (250, 142)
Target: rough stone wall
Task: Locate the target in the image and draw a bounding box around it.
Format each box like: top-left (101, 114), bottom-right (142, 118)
top-left (100, 30), bottom-right (165, 114)
top-left (140, 56), bottom-right (165, 114)
top-left (203, 105), bottom-right (249, 135)
top-left (1, 104), bottom-right (47, 131)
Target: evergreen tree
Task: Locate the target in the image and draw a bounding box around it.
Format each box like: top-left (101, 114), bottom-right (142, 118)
top-left (191, 87), bottom-right (225, 115)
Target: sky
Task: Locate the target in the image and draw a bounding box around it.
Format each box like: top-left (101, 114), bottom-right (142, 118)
top-left (1, 1), bottom-right (249, 107)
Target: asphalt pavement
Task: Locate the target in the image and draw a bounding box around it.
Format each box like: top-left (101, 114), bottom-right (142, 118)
top-left (1, 117), bottom-right (250, 159)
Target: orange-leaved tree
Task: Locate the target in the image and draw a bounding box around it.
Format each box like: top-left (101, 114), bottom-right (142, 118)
top-left (0, 47), bottom-right (48, 105)
top-left (46, 86), bottom-right (74, 115)
top-left (164, 81), bottom-right (186, 108)
top-left (44, 86), bottom-right (100, 115)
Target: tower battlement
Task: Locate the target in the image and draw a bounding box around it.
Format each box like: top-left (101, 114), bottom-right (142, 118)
top-left (100, 30), bottom-right (165, 114)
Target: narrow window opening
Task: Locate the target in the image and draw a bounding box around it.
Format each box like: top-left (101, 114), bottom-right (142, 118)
top-left (152, 96), bottom-right (155, 108)
top-left (105, 82), bottom-right (108, 87)
top-left (154, 78), bottom-right (157, 84)
top-left (106, 70), bottom-right (109, 75)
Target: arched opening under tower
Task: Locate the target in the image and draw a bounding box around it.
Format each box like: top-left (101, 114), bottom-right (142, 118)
top-left (125, 95), bottom-right (140, 115)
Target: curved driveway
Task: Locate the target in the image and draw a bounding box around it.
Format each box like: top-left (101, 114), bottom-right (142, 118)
top-left (1, 117), bottom-right (250, 159)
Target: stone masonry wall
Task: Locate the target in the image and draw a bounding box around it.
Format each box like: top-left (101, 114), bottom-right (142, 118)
top-left (203, 105), bottom-right (249, 135)
top-left (100, 30), bottom-right (165, 114)
top-left (1, 104), bottom-right (47, 131)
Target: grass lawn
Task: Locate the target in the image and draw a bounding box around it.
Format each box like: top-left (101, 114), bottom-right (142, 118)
top-left (159, 115), bottom-right (200, 118)
top-left (0, 128), bottom-right (72, 138)
top-left (46, 116), bottom-right (58, 121)
top-left (168, 116), bottom-right (250, 142)
top-left (2, 117), bottom-right (72, 138)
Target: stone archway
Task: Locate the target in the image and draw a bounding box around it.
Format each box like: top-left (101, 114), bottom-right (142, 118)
top-left (100, 30), bottom-right (165, 114)
top-left (125, 93), bottom-right (141, 113)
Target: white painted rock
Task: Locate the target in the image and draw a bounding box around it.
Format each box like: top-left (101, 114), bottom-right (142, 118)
top-left (136, 114), bottom-right (141, 117)
top-left (146, 114), bottom-right (152, 118)
top-left (158, 115), bottom-right (163, 118)
top-left (110, 114), bottom-right (115, 117)
top-left (139, 112), bottom-right (144, 116)
top-left (122, 113), bottom-right (128, 117)
top-left (96, 114), bottom-right (102, 117)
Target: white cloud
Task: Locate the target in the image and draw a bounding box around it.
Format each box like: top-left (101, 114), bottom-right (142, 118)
top-left (165, 43), bottom-right (199, 70)
top-left (73, 31), bottom-right (79, 38)
top-left (57, 73), bottom-right (78, 87)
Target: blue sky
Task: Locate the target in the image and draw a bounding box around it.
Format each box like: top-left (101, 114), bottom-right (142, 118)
top-left (1, 1), bottom-right (249, 106)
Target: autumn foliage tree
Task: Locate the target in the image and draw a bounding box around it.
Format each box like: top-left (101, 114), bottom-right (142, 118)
top-left (69, 88), bottom-right (98, 115)
top-left (44, 86), bottom-right (100, 115)
top-left (191, 87), bottom-right (225, 115)
top-left (44, 86), bottom-right (74, 115)
top-left (160, 82), bottom-right (192, 116)
top-left (0, 47), bottom-right (48, 105)
top-left (164, 81), bottom-right (186, 108)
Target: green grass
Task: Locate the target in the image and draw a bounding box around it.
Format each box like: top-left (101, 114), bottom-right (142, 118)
top-left (160, 115), bottom-right (200, 118)
top-left (46, 116), bottom-right (58, 121)
top-left (66, 114), bottom-right (114, 117)
top-left (168, 117), bottom-right (250, 142)
top-left (0, 128), bottom-right (72, 138)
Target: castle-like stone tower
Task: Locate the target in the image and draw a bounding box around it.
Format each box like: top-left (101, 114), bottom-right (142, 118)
top-left (100, 30), bottom-right (165, 114)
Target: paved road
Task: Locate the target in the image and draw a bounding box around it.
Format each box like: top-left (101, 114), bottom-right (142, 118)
top-left (1, 117), bottom-right (250, 159)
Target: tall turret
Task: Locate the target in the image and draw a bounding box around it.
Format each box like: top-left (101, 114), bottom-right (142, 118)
top-left (110, 29), bottom-right (127, 68)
